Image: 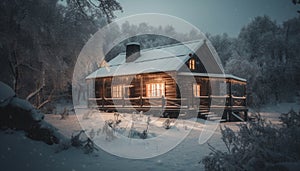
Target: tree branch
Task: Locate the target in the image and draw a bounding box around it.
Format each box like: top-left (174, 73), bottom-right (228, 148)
top-left (18, 63), bottom-right (40, 72)
top-left (37, 99), bottom-right (50, 109)
top-left (26, 82), bottom-right (45, 101)
top-left (37, 89), bottom-right (53, 109)
top-left (88, 0), bottom-right (98, 7)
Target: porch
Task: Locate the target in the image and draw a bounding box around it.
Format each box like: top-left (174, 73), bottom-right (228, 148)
top-left (87, 94), bottom-right (248, 121)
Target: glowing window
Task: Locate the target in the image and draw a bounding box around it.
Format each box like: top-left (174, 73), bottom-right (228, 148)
top-left (189, 59), bottom-right (195, 70)
top-left (111, 85), bottom-right (123, 98)
top-left (146, 83), bottom-right (165, 97)
top-left (193, 84), bottom-right (201, 97)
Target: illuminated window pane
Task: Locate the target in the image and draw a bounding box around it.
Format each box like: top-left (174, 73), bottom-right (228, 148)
top-left (112, 85), bottom-right (123, 98)
top-left (193, 84), bottom-right (201, 97)
top-left (146, 83), bottom-right (165, 97)
top-left (189, 59), bottom-right (195, 70)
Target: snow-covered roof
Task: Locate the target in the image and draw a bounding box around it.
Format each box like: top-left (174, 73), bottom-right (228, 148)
top-left (86, 40), bottom-right (246, 82)
top-left (86, 40), bottom-right (203, 79)
top-left (177, 72), bottom-right (247, 82)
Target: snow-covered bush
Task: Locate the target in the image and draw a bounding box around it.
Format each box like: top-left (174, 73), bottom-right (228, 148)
top-left (114, 112), bottom-right (121, 124)
top-left (127, 118), bottom-right (150, 139)
top-left (163, 118), bottom-right (172, 129)
top-left (89, 128), bottom-right (95, 139)
top-left (0, 81), bottom-right (68, 146)
top-left (59, 107), bottom-right (69, 120)
top-left (83, 138), bottom-right (98, 154)
top-left (71, 130), bottom-right (86, 147)
top-left (68, 130), bottom-right (99, 154)
top-left (128, 128), bottom-right (144, 139)
top-left (96, 128), bottom-right (102, 136)
top-left (140, 130), bottom-right (147, 139)
top-left (102, 119), bottom-right (116, 141)
top-left (280, 109), bottom-right (300, 128)
top-left (202, 109), bottom-right (300, 171)
top-left (131, 111), bottom-right (137, 121)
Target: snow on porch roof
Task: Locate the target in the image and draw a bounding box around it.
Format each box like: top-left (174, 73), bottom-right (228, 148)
top-left (177, 72), bottom-right (247, 82)
top-left (86, 39), bottom-right (204, 79)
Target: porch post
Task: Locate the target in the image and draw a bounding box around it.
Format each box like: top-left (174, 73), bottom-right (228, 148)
top-left (140, 75), bottom-right (143, 107)
top-left (244, 110), bottom-right (248, 121)
top-left (228, 79), bottom-right (232, 107)
top-left (228, 79), bottom-right (232, 122)
top-left (244, 83), bottom-right (247, 106)
top-left (191, 83), bottom-right (194, 109)
top-left (122, 84), bottom-right (125, 107)
top-left (102, 78), bottom-right (105, 108)
top-left (86, 79), bottom-right (90, 108)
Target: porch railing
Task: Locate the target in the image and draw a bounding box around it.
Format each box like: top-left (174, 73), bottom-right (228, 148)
top-left (88, 95), bottom-right (246, 110)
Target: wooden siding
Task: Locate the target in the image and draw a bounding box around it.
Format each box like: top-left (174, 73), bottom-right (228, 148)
top-left (95, 72), bottom-right (177, 98)
top-left (88, 42), bottom-right (247, 118)
top-left (91, 74), bottom-right (246, 110)
top-left (141, 72), bottom-right (177, 98)
top-left (180, 55), bottom-right (207, 73)
top-left (178, 42), bottom-right (223, 74)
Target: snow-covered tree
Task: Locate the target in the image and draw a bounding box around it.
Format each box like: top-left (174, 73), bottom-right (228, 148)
top-left (202, 110), bottom-right (300, 171)
top-left (207, 33), bottom-right (234, 66)
top-left (0, 0), bottom-right (122, 109)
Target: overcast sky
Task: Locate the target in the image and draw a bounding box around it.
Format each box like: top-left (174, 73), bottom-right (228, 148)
top-left (115, 0), bottom-right (299, 37)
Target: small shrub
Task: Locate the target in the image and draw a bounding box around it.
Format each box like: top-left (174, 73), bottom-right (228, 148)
top-left (131, 112), bottom-right (137, 121)
top-left (142, 116), bottom-right (151, 139)
top-left (60, 107), bottom-right (69, 120)
top-left (163, 119), bottom-right (172, 129)
top-left (202, 109), bottom-right (300, 171)
top-left (126, 115), bottom-right (150, 139)
top-left (96, 128), bottom-right (101, 136)
top-left (71, 130), bottom-right (85, 147)
top-left (139, 111), bottom-right (144, 118)
top-left (280, 109), bottom-right (300, 128)
top-left (89, 128), bottom-right (95, 139)
top-left (140, 130), bottom-right (147, 139)
top-left (102, 120), bottom-right (115, 141)
top-left (83, 138), bottom-right (98, 154)
top-left (128, 121), bottom-right (135, 138)
top-left (114, 112), bottom-right (121, 124)
top-left (128, 128), bottom-right (148, 139)
top-left (68, 130), bottom-right (99, 154)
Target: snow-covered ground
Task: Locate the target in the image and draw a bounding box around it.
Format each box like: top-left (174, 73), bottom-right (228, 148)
top-left (0, 120), bottom-right (222, 171)
top-left (1, 103), bottom-right (299, 171)
top-left (43, 111), bottom-right (225, 170)
top-left (249, 102), bottom-right (300, 124)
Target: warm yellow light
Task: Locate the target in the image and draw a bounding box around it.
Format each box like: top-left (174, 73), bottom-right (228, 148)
top-left (146, 83), bottom-right (165, 97)
top-left (189, 59), bottom-right (195, 70)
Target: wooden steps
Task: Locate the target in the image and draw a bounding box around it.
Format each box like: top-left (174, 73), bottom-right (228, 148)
top-left (200, 111), bottom-right (226, 122)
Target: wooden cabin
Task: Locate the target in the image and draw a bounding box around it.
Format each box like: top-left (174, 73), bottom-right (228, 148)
top-left (86, 40), bottom-right (248, 121)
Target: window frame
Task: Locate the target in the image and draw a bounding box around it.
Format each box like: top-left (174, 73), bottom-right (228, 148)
top-left (145, 82), bottom-right (165, 98)
top-left (111, 84), bottom-right (123, 98)
top-left (193, 83), bottom-right (201, 97)
top-left (189, 58), bottom-right (196, 70)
